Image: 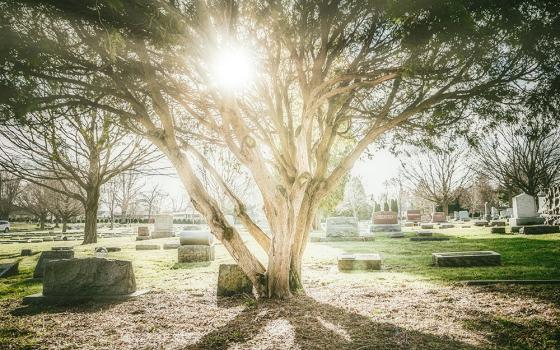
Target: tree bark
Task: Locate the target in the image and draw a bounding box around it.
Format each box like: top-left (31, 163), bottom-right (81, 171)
top-left (62, 219), bottom-right (68, 233)
top-left (83, 186), bottom-right (100, 244)
top-left (39, 216), bottom-right (45, 230)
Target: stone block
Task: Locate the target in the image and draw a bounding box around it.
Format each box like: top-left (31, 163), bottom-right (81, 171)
top-left (52, 246), bottom-right (73, 251)
top-left (179, 230), bottom-right (213, 245)
top-left (217, 264), bottom-right (252, 297)
top-left (43, 257), bottom-right (136, 296)
top-left (337, 253), bottom-right (381, 271)
top-left (325, 217), bottom-right (358, 237)
top-left (34, 250), bottom-right (75, 278)
top-left (473, 220), bottom-right (488, 227)
top-left (511, 226), bottom-right (521, 233)
top-left (509, 217), bottom-right (545, 226)
top-left (410, 237), bottom-right (450, 242)
top-left (152, 214), bottom-right (174, 238)
top-left (136, 236), bottom-right (151, 241)
top-left (432, 212), bottom-right (446, 222)
top-left (95, 246), bottom-right (121, 253)
top-left (519, 225), bottom-right (560, 235)
top-left (491, 227), bottom-right (506, 234)
top-left (420, 224), bottom-right (434, 229)
top-left (388, 232), bottom-right (405, 238)
top-left (404, 222), bottom-right (415, 227)
top-left (432, 251), bottom-right (501, 267)
top-left (417, 231), bottom-right (433, 237)
top-left (439, 224), bottom-right (454, 229)
top-left (405, 210), bottom-right (421, 222)
top-left (21, 249), bottom-right (33, 256)
top-left (178, 245), bottom-right (215, 262)
top-left (135, 244), bottom-right (161, 250)
top-left (0, 261), bottom-right (19, 278)
top-left (489, 221), bottom-right (506, 227)
top-left (370, 224), bottom-right (402, 233)
top-left (372, 211), bottom-right (398, 225)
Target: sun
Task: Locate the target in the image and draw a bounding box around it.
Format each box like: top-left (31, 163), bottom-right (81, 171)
top-left (210, 46), bottom-right (254, 91)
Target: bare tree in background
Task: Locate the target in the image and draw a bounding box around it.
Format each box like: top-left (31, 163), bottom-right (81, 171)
top-left (18, 183), bottom-right (51, 230)
top-left (474, 123), bottom-right (560, 204)
top-left (44, 181), bottom-right (83, 233)
top-left (102, 178), bottom-right (119, 230)
top-left (140, 184), bottom-right (164, 220)
top-left (401, 149), bottom-right (471, 215)
top-left (0, 170), bottom-right (21, 220)
top-left (115, 171), bottom-right (142, 224)
top-left (0, 108), bottom-right (159, 243)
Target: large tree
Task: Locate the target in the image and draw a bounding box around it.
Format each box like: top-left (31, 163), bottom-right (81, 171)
top-left (0, 109), bottom-right (158, 243)
top-left (1, 0), bottom-right (559, 297)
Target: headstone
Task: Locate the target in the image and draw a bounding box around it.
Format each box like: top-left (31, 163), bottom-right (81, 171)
top-left (405, 210), bottom-right (421, 223)
top-left (432, 212), bottom-right (446, 223)
top-left (0, 261), bottom-right (19, 278)
top-left (34, 250), bottom-right (75, 278)
top-left (473, 220), bottom-right (488, 227)
top-left (458, 210), bottom-right (470, 221)
top-left (509, 193), bottom-right (545, 226)
top-left (491, 227), bottom-right (506, 234)
top-left (152, 214), bottom-right (174, 238)
top-left (163, 243), bottom-right (181, 249)
top-left (42, 257), bottom-right (136, 297)
top-left (337, 253), bottom-right (381, 271)
top-left (421, 224), bottom-right (434, 229)
top-left (432, 251), bottom-right (501, 267)
top-left (519, 225), bottom-right (559, 235)
top-left (370, 211), bottom-right (401, 233)
top-left (21, 249), bottom-right (33, 256)
top-left (177, 245), bottom-right (215, 262)
top-left (52, 246), bottom-right (73, 251)
top-left (417, 231), bottom-right (433, 237)
top-left (484, 202), bottom-right (491, 221)
top-left (179, 230), bottom-right (213, 246)
top-left (217, 264), bottom-right (252, 297)
top-left (491, 207), bottom-right (499, 220)
top-left (137, 226), bottom-right (150, 237)
top-left (325, 217), bottom-right (358, 237)
top-left (388, 232), bottom-right (405, 238)
top-left (453, 211), bottom-right (459, 220)
top-left (439, 224), bottom-right (454, 229)
top-left (489, 220), bottom-right (506, 227)
top-left (135, 244), bottom-right (161, 250)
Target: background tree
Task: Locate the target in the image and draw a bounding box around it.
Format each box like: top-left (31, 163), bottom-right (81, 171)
top-left (45, 181), bottom-right (83, 232)
top-left (1, 0), bottom-right (559, 297)
top-left (102, 178), bottom-right (119, 229)
top-left (140, 184), bottom-right (164, 220)
top-left (0, 109), bottom-right (159, 243)
top-left (337, 177), bottom-right (371, 219)
top-left (401, 148), bottom-right (471, 215)
top-left (474, 122), bottom-right (560, 204)
top-left (0, 170), bottom-right (21, 220)
top-left (115, 171), bottom-right (142, 224)
top-left (18, 183), bottom-right (51, 229)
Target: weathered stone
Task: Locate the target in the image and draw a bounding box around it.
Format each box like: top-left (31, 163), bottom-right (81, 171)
top-left (509, 193), bottom-right (545, 226)
top-left (152, 214), bottom-right (174, 238)
top-left (458, 211), bottom-right (470, 221)
top-left (491, 227), bottom-right (506, 234)
top-left (542, 185), bottom-right (560, 225)
top-left (178, 245), bottom-right (215, 262)
top-left (489, 221), bottom-right (506, 227)
top-left (136, 236), bottom-right (151, 241)
top-left (34, 250), bottom-right (75, 278)
top-left (43, 257), bottom-right (136, 296)
top-left (432, 251), bottom-right (501, 267)
top-left (338, 253), bottom-right (381, 271)
top-left (403, 222), bottom-right (415, 227)
top-left (52, 246), bottom-right (73, 251)
top-left (137, 226), bottom-right (150, 237)
top-left (217, 264), bottom-right (252, 297)
top-left (519, 225), bottom-right (560, 235)
top-left (511, 226), bottom-right (521, 233)
top-left (325, 217), bottom-right (358, 237)
top-left (105, 247), bottom-right (122, 252)
top-left (406, 210), bottom-right (421, 222)
top-left (410, 237), bottom-right (450, 242)
top-left (420, 224), bottom-right (434, 229)
top-left (179, 230), bottom-right (213, 245)
top-left (21, 249), bottom-right (33, 256)
top-left (370, 223), bottom-right (402, 233)
top-left (163, 242), bottom-right (181, 249)
top-left (439, 224), bottom-right (454, 229)
top-left (135, 244), bottom-right (161, 250)
top-left (0, 261), bottom-right (19, 278)
top-left (473, 220), bottom-right (488, 227)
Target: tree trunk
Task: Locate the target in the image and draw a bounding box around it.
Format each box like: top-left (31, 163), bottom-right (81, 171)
top-left (442, 202), bottom-right (449, 216)
top-left (54, 216), bottom-right (60, 228)
top-left (83, 186), bottom-right (101, 244)
top-left (39, 216), bottom-right (45, 230)
top-left (62, 219), bottom-right (67, 233)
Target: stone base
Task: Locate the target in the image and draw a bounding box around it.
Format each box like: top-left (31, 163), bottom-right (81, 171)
top-left (370, 224), bottom-right (402, 233)
top-left (403, 222), bottom-right (416, 227)
top-left (52, 246), bottom-right (73, 251)
top-left (439, 224), bottom-right (454, 229)
top-left (151, 231), bottom-right (175, 239)
top-left (338, 253), bottom-right (381, 271)
top-left (417, 231), bottom-right (433, 237)
top-left (473, 220), bottom-right (488, 227)
top-left (509, 217), bottom-right (545, 226)
top-left (420, 224), bottom-right (434, 229)
top-left (21, 249), bottom-right (33, 256)
top-left (410, 237), bottom-right (450, 242)
top-left (178, 245), bottom-right (215, 263)
top-left (217, 264), bottom-right (252, 297)
top-left (388, 232), bottom-right (405, 238)
top-left (135, 244), bottom-right (161, 250)
top-left (519, 225), bottom-right (560, 235)
top-left (136, 236), bottom-right (151, 241)
top-left (22, 290), bottom-right (149, 305)
top-left (432, 251), bottom-right (501, 267)
top-left (163, 243), bottom-right (181, 250)
top-left (489, 221), bottom-right (506, 227)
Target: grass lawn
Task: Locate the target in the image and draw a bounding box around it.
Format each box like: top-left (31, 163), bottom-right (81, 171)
top-left (0, 225), bottom-right (559, 349)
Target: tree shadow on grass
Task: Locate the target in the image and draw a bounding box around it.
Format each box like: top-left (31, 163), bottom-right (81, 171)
top-left (187, 295), bottom-right (480, 350)
top-left (10, 298), bottom-right (131, 317)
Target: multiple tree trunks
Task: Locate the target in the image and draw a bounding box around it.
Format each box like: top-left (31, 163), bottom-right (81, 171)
top-left (543, 185), bottom-right (560, 225)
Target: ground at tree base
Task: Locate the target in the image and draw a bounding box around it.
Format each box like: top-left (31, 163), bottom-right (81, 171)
top-left (0, 226), bottom-right (559, 349)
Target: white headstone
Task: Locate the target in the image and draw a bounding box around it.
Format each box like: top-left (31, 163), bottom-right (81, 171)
top-left (152, 214), bottom-right (174, 238)
top-left (512, 193), bottom-right (537, 218)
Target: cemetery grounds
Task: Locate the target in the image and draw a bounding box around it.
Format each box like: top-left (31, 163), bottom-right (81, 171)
top-left (1, 223), bottom-right (559, 350)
